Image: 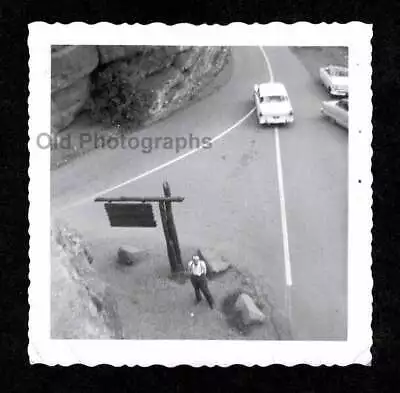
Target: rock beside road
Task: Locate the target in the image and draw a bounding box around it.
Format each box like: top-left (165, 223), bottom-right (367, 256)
top-left (220, 270), bottom-right (292, 339)
top-left (197, 248), bottom-right (232, 277)
top-left (51, 76), bottom-right (91, 133)
top-left (50, 45), bottom-right (231, 133)
top-left (51, 221), bottom-right (123, 339)
top-left (89, 46), bottom-right (231, 126)
top-left (49, 44), bottom-right (231, 144)
top-left (97, 45), bottom-right (150, 64)
top-left (51, 46), bottom-right (99, 132)
top-left (234, 293), bottom-right (266, 326)
top-left (51, 45), bottom-right (99, 92)
top-left (117, 245), bottom-right (144, 266)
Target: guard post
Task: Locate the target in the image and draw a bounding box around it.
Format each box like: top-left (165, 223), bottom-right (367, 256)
top-left (95, 181), bottom-right (184, 273)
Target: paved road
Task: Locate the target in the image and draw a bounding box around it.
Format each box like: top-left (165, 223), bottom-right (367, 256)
top-left (52, 46), bottom-right (347, 340)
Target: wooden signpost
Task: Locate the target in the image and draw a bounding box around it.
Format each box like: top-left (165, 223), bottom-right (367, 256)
top-left (95, 181), bottom-right (184, 273)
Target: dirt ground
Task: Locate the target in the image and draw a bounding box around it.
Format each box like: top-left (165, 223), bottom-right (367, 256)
top-left (87, 234), bottom-right (291, 340)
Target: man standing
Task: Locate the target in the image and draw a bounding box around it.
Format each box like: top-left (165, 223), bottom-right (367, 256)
top-left (188, 255), bottom-right (214, 309)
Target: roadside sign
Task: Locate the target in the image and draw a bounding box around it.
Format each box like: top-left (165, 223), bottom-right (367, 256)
top-left (104, 202), bottom-right (156, 228)
top-left (95, 182), bottom-right (184, 273)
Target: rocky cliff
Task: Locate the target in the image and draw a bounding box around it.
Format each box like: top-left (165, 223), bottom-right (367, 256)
top-left (51, 221), bottom-right (123, 339)
top-left (51, 46), bottom-right (99, 132)
top-left (51, 45), bottom-right (231, 132)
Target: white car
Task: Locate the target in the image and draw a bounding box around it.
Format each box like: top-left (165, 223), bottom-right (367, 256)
top-left (319, 65), bottom-right (349, 96)
top-left (320, 98), bottom-right (348, 129)
top-left (253, 82), bottom-right (294, 125)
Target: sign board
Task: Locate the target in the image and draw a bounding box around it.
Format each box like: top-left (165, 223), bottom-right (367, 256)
top-left (104, 203), bottom-right (156, 228)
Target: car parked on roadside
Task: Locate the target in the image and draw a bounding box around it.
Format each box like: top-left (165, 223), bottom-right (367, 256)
top-left (320, 98), bottom-right (348, 129)
top-left (319, 65), bottom-right (348, 96)
top-left (253, 82), bottom-right (294, 125)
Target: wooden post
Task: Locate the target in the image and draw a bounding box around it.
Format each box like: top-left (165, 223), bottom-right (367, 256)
top-left (159, 201), bottom-right (178, 273)
top-left (163, 181), bottom-right (183, 271)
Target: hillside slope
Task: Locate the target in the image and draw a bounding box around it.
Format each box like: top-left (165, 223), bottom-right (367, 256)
top-left (51, 221), bottom-right (123, 339)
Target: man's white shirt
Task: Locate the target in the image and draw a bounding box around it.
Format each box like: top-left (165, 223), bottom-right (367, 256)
top-left (188, 259), bottom-right (207, 276)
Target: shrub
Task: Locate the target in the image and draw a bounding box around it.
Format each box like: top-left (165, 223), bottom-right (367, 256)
top-left (89, 64), bottom-right (152, 127)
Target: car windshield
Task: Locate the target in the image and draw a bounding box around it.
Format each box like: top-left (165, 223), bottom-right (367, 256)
top-left (260, 95), bottom-right (287, 103)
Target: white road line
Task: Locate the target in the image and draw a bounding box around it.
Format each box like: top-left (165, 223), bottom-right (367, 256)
top-left (258, 46), bottom-right (292, 288)
top-left (56, 108), bottom-right (256, 213)
top-left (259, 46), bottom-right (274, 83)
top-left (274, 128), bottom-right (293, 287)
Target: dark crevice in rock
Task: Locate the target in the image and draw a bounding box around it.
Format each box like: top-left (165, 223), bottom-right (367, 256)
top-left (90, 294), bottom-right (103, 313)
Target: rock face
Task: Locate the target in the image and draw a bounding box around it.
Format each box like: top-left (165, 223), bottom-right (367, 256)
top-left (51, 46), bottom-right (99, 132)
top-left (50, 45), bottom-right (230, 132)
top-left (97, 45), bottom-right (151, 64)
top-left (51, 222), bottom-right (123, 339)
top-left (234, 293), bottom-right (266, 326)
top-left (89, 46), bottom-right (231, 126)
top-left (50, 45), bottom-right (231, 132)
top-left (51, 46), bottom-right (99, 92)
top-left (51, 77), bottom-right (92, 133)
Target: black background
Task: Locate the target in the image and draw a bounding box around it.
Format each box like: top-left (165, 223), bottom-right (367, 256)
top-left (0, 0), bottom-right (399, 392)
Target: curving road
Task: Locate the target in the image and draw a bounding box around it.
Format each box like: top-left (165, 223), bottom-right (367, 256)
top-left (52, 46), bottom-right (347, 340)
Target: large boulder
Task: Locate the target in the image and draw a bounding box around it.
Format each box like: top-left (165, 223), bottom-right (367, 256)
top-left (136, 67), bottom-right (185, 116)
top-left (51, 45), bottom-right (99, 132)
top-left (51, 222), bottom-right (123, 339)
top-left (51, 45), bottom-right (70, 53)
top-left (173, 47), bottom-right (202, 71)
top-left (188, 46), bottom-right (228, 82)
top-left (51, 76), bottom-right (91, 131)
top-left (234, 293), bottom-right (266, 326)
top-left (117, 245), bottom-right (144, 266)
top-left (89, 46), bottom-right (231, 126)
top-left (97, 45), bottom-right (153, 64)
top-left (51, 45), bottom-right (99, 93)
top-left (97, 45), bottom-right (191, 65)
top-left (197, 248), bottom-right (232, 278)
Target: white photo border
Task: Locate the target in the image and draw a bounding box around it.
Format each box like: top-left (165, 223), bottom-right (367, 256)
top-left (28, 22), bottom-right (373, 366)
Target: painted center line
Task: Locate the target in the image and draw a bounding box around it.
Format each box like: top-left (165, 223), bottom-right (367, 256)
top-left (274, 127), bottom-right (293, 287)
top-left (259, 46), bottom-right (274, 83)
top-left (259, 46), bottom-right (293, 288)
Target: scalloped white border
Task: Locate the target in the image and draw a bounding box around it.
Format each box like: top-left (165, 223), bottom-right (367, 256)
top-left (28, 22), bottom-right (373, 366)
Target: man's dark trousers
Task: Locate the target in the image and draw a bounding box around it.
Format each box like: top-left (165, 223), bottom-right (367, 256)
top-left (190, 274), bottom-right (214, 308)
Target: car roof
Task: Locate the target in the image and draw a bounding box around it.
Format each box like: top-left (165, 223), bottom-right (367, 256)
top-left (259, 82), bottom-right (288, 97)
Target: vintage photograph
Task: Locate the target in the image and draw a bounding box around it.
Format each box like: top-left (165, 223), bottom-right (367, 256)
top-left (29, 23), bottom-right (372, 366)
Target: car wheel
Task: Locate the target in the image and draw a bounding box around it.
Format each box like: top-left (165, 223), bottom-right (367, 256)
top-left (328, 86), bottom-right (332, 95)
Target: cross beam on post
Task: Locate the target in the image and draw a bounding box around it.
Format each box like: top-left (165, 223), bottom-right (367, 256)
top-left (95, 197), bottom-right (184, 202)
